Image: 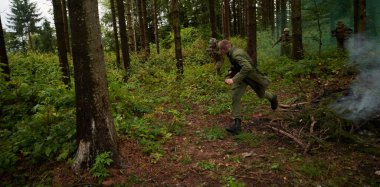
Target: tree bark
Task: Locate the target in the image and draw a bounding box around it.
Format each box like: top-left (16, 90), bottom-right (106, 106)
top-left (0, 17), bottom-right (11, 82)
top-left (116, 0), bottom-right (131, 71)
top-left (232, 0), bottom-right (237, 36)
top-left (61, 0), bottom-right (71, 55)
top-left (141, 0), bottom-right (150, 55)
top-left (131, 0), bottom-right (139, 51)
top-left (276, 0), bottom-right (280, 38)
top-left (153, 0), bottom-right (160, 54)
top-left (110, 0), bottom-right (121, 67)
top-left (52, 0), bottom-right (71, 86)
top-left (354, 0), bottom-right (366, 47)
top-left (280, 0), bottom-right (287, 29)
top-left (136, 0), bottom-right (146, 52)
top-left (354, 0), bottom-right (366, 33)
top-left (247, 0), bottom-right (257, 65)
top-left (223, 0), bottom-right (231, 39)
top-left (126, 0), bottom-right (135, 52)
top-left (67, 0), bottom-right (120, 172)
top-left (291, 0), bottom-right (303, 60)
top-left (269, 0), bottom-right (275, 37)
top-left (208, 0), bottom-right (218, 38)
top-left (171, 0), bottom-right (184, 80)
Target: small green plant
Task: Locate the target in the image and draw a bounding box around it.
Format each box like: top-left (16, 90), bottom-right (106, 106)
top-left (207, 103), bottom-right (230, 115)
top-left (180, 154), bottom-right (192, 165)
top-left (233, 132), bottom-right (261, 147)
top-left (90, 152), bottom-right (113, 183)
top-left (202, 125), bottom-right (226, 140)
top-left (226, 155), bottom-right (242, 164)
top-left (222, 176), bottom-right (245, 187)
top-left (299, 160), bottom-right (326, 178)
top-left (270, 162), bottom-right (282, 171)
top-left (197, 160), bottom-right (216, 170)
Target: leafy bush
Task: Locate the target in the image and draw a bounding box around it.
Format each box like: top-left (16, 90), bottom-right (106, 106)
top-left (90, 152), bottom-right (113, 182)
top-left (0, 53), bottom-right (76, 173)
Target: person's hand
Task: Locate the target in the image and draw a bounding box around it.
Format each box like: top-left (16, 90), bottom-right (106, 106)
top-left (224, 78), bottom-right (233, 85)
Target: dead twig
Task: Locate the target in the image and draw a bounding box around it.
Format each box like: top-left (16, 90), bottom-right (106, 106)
top-left (303, 116), bottom-right (317, 154)
top-left (279, 102), bottom-right (309, 109)
top-left (279, 108), bottom-right (300, 112)
top-left (265, 125), bottom-right (306, 149)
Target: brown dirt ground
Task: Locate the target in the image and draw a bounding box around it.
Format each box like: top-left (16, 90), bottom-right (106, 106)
top-left (50, 76), bottom-right (380, 186)
top-left (51, 102), bottom-right (380, 186)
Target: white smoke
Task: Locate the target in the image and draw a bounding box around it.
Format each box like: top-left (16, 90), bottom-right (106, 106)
top-left (333, 35), bottom-right (380, 121)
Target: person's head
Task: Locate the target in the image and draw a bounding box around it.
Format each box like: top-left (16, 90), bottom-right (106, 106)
top-left (218, 39), bottom-right (232, 55)
top-left (337, 21), bottom-right (345, 28)
top-left (209, 38), bottom-right (218, 48)
top-left (283, 28), bottom-right (290, 34)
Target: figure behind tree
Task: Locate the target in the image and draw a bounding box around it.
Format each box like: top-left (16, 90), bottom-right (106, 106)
top-left (273, 28), bottom-right (292, 58)
top-left (331, 21), bottom-right (353, 50)
top-left (206, 38), bottom-right (224, 75)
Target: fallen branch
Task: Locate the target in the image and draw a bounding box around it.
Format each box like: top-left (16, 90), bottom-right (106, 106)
top-left (265, 125), bottom-right (306, 149)
top-left (279, 102), bottom-right (309, 109)
top-left (303, 116), bottom-right (317, 154)
top-left (278, 108), bottom-right (300, 112)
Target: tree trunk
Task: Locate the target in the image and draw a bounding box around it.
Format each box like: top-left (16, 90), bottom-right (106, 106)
top-left (276, 0), bottom-right (280, 38)
top-left (280, 0), bottom-right (287, 29)
top-left (354, 0), bottom-right (366, 47)
top-left (269, 0), bottom-right (275, 37)
top-left (116, 0), bottom-right (131, 71)
top-left (208, 0), bottom-right (218, 38)
top-left (354, 0), bottom-right (366, 33)
top-left (141, 0), bottom-right (150, 55)
top-left (61, 0), bottom-right (71, 55)
top-left (153, 0), bottom-right (160, 54)
top-left (67, 0), bottom-right (120, 172)
top-left (110, 0), bottom-right (121, 67)
top-left (240, 0), bottom-right (247, 37)
top-left (0, 17), bottom-right (11, 82)
top-left (232, 0), bottom-right (237, 36)
top-left (223, 0), bottom-right (231, 39)
top-left (291, 0), bottom-right (303, 60)
top-left (126, 0), bottom-right (135, 52)
top-left (312, 0), bottom-right (322, 56)
top-left (52, 0), bottom-right (71, 86)
top-left (171, 0), bottom-right (184, 80)
top-left (136, 0), bottom-right (146, 52)
top-left (131, 0), bottom-right (139, 51)
top-left (247, 0), bottom-right (257, 65)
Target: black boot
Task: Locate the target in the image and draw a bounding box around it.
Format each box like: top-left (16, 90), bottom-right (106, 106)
top-left (270, 95), bottom-right (278, 111)
top-left (226, 118), bottom-right (241, 134)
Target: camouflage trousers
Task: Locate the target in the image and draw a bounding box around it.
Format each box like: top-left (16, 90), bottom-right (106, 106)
top-left (215, 60), bottom-right (223, 75)
top-left (231, 77), bottom-right (273, 119)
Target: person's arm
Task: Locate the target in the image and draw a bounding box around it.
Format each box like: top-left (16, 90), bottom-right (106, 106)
top-left (272, 36), bottom-right (282, 47)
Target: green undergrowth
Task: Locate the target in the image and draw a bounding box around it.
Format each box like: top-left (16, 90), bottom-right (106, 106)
top-left (1, 28), bottom-right (375, 186)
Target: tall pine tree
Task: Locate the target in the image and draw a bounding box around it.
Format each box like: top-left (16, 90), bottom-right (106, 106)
top-left (7, 0), bottom-right (41, 51)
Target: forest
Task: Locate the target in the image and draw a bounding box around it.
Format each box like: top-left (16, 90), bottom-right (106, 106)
top-left (0, 0), bottom-right (379, 186)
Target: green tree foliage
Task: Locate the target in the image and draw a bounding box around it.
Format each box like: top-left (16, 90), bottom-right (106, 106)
top-left (36, 19), bottom-right (55, 52)
top-left (7, 0), bottom-right (42, 52)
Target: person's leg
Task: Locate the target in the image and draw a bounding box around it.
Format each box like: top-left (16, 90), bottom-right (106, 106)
top-left (231, 82), bottom-right (247, 119)
top-left (226, 82), bottom-right (247, 134)
top-left (215, 60), bottom-right (223, 75)
top-left (265, 91), bottom-right (278, 110)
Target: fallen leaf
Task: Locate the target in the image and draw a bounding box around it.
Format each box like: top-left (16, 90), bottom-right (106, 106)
top-left (242, 152), bottom-right (255, 158)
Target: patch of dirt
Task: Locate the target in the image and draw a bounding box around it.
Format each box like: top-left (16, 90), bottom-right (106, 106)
top-left (51, 81), bottom-right (380, 186)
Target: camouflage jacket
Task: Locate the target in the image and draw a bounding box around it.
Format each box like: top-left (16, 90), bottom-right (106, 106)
top-left (227, 47), bottom-right (269, 88)
top-left (277, 34), bottom-right (292, 45)
top-left (207, 45), bottom-right (223, 62)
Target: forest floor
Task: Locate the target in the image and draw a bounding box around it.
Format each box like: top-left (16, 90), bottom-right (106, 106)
top-left (51, 78), bottom-right (380, 186)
